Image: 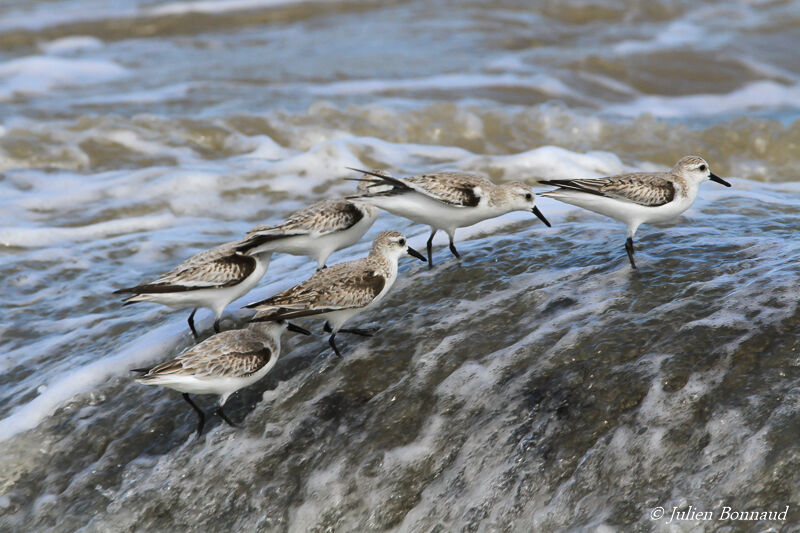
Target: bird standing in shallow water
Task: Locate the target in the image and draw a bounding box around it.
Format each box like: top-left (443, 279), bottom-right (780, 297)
top-left (539, 155), bottom-right (731, 269)
top-left (114, 242), bottom-right (272, 339)
top-left (346, 168), bottom-right (551, 268)
top-left (133, 318), bottom-right (310, 436)
top-left (236, 178), bottom-right (381, 270)
top-left (246, 230), bottom-right (426, 357)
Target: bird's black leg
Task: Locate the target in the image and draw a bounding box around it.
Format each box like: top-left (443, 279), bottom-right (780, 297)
top-left (213, 318), bottom-right (221, 333)
top-left (328, 333), bottom-right (343, 358)
top-left (187, 308), bottom-right (199, 340)
top-left (448, 233), bottom-right (461, 260)
top-left (216, 405), bottom-right (238, 428)
top-left (182, 393), bottom-right (206, 435)
top-left (625, 237), bottom-right (637, 270)
top-left (339, 327), bottom-right (374, 337)
top-left (426, 229), bottom-right (436, 269)
top-left (323, 322), bottom-right (332, 333)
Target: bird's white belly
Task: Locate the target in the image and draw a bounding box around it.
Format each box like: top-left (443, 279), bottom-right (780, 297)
top-left (132, 255), bottom-right (270, 316)
top-left (141, 359), bottom-right (276, 401)
top-left (366, 193), bottom-right (491, 231)
top-left (546, 191), bottom-right (690, 228)
top-left (313, 308), bottom-right (364, 331)
top-left (142, 375), bottom-right (252, 397)
top-left (250, 216), bottom-right (374, 266)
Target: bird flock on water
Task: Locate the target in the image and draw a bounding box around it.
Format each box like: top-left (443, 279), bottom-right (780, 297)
top-left (118, 156), bottom-right (730, 436)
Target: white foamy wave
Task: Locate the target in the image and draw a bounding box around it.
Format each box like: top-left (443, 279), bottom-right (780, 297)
top-left (468, 146), bottom-right (625, 181)
top-left (147, 0), bottom-right (341, 16)
top-left (0, 56), bottom-right (127, 100)
top-left (75, 82), bottom-right (196, 105)
top-left (39, 36), bottom-right (104, 55)
top-left (0, 3), bottom-right (132, 31)
top-left (302, 72), bottom-right (580, 98)
top-left (0, 322), bottom-right (177, 442)
top-left (0, 214), bottom-right (175, 248)
top-left (607, 80), bottom-right (800, 118)
top-left (612, 20), bottom-right (705, 55)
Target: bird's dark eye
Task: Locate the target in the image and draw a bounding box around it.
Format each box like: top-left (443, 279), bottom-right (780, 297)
top-left (399, 238), bottom-right (406, 246)
top-left (525, 193), bottom-right (532, 200)
top-left (699, 164), bottom-right (707, 171)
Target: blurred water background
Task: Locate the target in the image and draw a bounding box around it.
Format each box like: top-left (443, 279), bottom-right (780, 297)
top-left (1, 0), bottom-right (799, 531)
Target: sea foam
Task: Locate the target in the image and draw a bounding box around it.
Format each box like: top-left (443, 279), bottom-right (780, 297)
top-left (0, 56), bottom-right (127, 100)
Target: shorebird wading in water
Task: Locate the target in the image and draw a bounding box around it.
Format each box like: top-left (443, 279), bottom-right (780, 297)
top-left (236, 179), bottom-right (381, 270)
top-left (539, 155), bottom-right (731, 269)
top-left (346, 168), bottom-right (551, 267)
top-left (115, 242), bottom-right (272, 339)
top-left (133, 318), bottom-right (310, 436)
top-left (246, 230), bottom-right (425, 357)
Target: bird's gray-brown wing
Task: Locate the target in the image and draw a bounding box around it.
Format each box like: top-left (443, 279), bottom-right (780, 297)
top-left (115, 243), bottom-right (256, 294)
top-left (141, 331), bottom-right (273, 379)
top-left (247, 260), bottom-right (385, 318)
top-left (348, 169), bottom-right (485, 207)
top-left (236, 199), bottom-right (366, 254)
top-left (540, 173), bottom-right (675, 207)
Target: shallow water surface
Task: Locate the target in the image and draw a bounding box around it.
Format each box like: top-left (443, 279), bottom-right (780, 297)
top-left (0, 0), bottom-right (799, 531)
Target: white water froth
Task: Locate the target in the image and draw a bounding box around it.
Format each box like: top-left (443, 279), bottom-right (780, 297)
top-left (147, 0), bottom-right (343, 16)
top-left (302, 72), bottom-right (580, 98)
top-left (38, 36), bottom-right (104, 55)
top-left (607, 80), bottom-right (800, 118)
top-left (0, 214), bottom-right (176, 248)
top-left (612, 20), bottom-right (706, 55)
top-left (0, 55), bottom-right (127, 100)
top-left (75, 82), bottom-right (197, 105)
top-left (0, 322), bottom-right (179, 441)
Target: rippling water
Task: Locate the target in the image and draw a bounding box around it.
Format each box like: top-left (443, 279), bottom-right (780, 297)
top-left (1, 0), bottom-right (799, 531)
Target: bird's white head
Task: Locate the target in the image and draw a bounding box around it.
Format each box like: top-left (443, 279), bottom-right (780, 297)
top-left (496, 181), bottom-right (551, 227)
top-left (371, 230), bottom-right (426, 263)
top-left (673, 156), bottom-right (731, 188)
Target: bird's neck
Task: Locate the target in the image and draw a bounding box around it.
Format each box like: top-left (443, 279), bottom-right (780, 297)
top-left (671, 175), bottom-right (695, 201)
top-left (366, 252), bottom-right (396, 276)
top-left (486, 189), bottom-right (510, 210)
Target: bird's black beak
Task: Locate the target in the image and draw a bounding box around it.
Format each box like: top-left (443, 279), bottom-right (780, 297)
top-left (709, 172), bottom-right (731, 187)
top-left (532, 205), bottom-right (551, 227)
top-left (287, 322), bottom-right (311, 335)
top-left (407, 246), bottom-right (426, 262)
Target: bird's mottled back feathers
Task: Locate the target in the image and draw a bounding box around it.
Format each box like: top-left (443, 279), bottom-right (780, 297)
top-left (249, 199), bottom-right (365, 236)
top-left (117, 242), bottom-right (256, 293)
top-left (138, 330), bottom-right (274, 379)
top-left (404, 173), bottom-right (486, 207)
top-left (351, 169), bottom-right (486, 208)
top-left (236, 199), bottom-right (367, 253)
top-left (248, 256), bottom-right (386, 314)
top-left (542, 173), bottom-right (676, 207)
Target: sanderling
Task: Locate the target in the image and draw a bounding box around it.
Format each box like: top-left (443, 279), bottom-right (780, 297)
top-left (115, 242), bottom-right (272, 338)
top-left (133, 318), bottom-right (310, 435)
top-left (539, 155), bottom-right (731, 269)
top-left (236, 179), bottom-right (382, 269)
top-left (347, 168), bottom-right (551, 267)
top-left (246, 230), bottom-right (425, 357)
